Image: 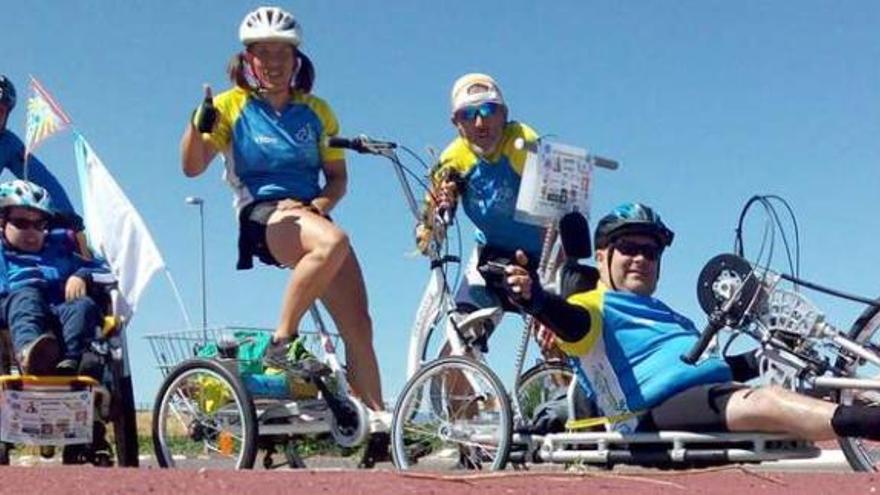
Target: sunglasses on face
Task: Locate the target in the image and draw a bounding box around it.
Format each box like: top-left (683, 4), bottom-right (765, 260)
top-left (455, 102), bottom-right (502, 122)
top-left (613, 240), bottom-right (662, 261)
top-left (6, 217), bottom-right (48, 232)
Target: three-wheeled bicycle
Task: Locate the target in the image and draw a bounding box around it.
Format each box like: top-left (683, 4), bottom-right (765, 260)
top-left (389, 194), bottom-right (880, 472)
top-left (147, 303), bottom-right (376, 470)
top-left (326, 134), bottom-right (616, 470)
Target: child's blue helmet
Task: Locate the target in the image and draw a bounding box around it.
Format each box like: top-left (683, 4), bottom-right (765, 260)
top-left (0, 180), bottom-right (54, 216)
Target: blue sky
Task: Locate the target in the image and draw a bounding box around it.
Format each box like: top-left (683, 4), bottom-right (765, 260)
top-left (3, 1), bottom-right (879, 404)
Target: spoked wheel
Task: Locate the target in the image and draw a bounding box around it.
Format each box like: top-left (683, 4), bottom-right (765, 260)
top-left (515, 360), bottom-right (573, 423)
top-left (152, 359), bottom-right (258, 469)
top-left (837, 302), bottom-right (880, 471)
top-left (391, 356), bottom-right (512, 471)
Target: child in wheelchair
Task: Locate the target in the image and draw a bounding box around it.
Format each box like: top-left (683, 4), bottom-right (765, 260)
top-left (0, 180), bottom-right (115, 463)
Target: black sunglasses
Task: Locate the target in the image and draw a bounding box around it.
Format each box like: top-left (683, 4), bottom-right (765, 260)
top-left (613, 240), bottom-right (662, 261)
top-left (6, 216), bottom-right (49, 232)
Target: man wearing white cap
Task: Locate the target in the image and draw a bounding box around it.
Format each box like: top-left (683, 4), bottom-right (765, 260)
top-left (417, 73), bottom-right (544, 340)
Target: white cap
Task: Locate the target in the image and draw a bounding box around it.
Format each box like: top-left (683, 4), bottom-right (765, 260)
top-left (450, 73), bottom-right (505, 113)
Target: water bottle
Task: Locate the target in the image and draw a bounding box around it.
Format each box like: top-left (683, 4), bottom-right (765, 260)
top-left (242, 373), bottom-right (290, 399)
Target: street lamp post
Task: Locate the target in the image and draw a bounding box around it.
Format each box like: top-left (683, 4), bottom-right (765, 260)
top-left (185, 196), bottom-right (207, 340)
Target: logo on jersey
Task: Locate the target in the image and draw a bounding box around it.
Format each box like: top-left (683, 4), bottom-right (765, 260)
top-left (293, 124), bottom-right (316, 144)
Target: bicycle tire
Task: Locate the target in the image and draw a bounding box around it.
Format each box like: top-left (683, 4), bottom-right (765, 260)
top-left (152, 358), bottom-right (258, 469)
top-left (836, 301), bottom-right (880, 471)
top-left (515, 360), bottom-right (573, 422)
top-left (391, 356), bottom-right (512, 471)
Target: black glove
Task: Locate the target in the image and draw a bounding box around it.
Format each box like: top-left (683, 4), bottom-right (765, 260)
top-left (192, 94), bottom-right (217, 134)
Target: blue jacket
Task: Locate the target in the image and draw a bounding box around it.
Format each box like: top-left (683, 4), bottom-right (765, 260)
top-left (0, 229), bottom-right (112, 305)
top-left (0, 129), bottom-right (81, 227)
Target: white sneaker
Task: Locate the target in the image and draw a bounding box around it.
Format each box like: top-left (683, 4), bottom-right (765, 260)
top-left (368, 409), bottom-right (392, 434)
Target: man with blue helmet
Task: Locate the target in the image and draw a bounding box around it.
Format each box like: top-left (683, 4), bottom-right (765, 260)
top-left (505, 202), bottom-right (880, 441)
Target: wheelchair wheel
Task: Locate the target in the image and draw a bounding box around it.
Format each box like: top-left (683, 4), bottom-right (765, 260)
top-left (391, 356), bottom-right (512, 471)
top-left (837, 302), bottom-right (880, 471)
top-left (108, 354), bottom-right (139, 467)
top-left (516, 360), bottom-right (573, 422)
top-left (152, 359), bottom-right (258, 469)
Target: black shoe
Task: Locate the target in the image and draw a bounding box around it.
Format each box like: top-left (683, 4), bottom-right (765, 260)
top-left (55, 359), bottom-right (79, 376)
top-left (18, 334), bottom-right (61, 375)
top-left (358, 432), bottom-right (390, 469)
top-left (78, 351), bottom-right (104, 381)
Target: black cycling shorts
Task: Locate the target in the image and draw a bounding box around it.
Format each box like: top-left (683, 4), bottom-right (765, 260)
top-left (639, 382), bottom-right (748, 432)
top-left (236, 200), bottom-right (334, 270)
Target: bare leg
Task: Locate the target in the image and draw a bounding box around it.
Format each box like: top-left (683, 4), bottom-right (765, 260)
top-left (265, 209), bottom-right (350, 342)
top-left (725, 385), bottom-right (838, 440)
top-left (319, 249), bottom-right (384, 411)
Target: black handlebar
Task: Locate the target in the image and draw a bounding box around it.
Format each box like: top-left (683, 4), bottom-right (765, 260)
top-left (327, 135), bottom-right (397, 155)
top-left (681, 314), bottom-right (726, 365)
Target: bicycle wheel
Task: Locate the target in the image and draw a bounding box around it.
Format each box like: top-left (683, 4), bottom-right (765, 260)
top-left (837, 302), bottom-right (880, 471)
top-left (391, 356), bottom-right (512, 471)
top-left (152, 359), bottom-right (258, 469)
top-left (516, 360), bottom-right (573, 422)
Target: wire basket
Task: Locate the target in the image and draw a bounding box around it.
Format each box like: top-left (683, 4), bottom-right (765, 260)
top-left (144, 326), bottom-right (341, 377)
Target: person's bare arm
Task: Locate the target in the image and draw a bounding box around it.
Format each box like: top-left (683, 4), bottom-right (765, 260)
top-left (181, 85), bottom-right (219, 177)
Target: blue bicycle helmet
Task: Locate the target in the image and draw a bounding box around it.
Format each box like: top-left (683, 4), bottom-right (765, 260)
top-left (594, 202), bottom-right (674, 249)
top-left (0, 75), bottom-right (16, 111)
top-left (0, 180), bottom-right (54, 216)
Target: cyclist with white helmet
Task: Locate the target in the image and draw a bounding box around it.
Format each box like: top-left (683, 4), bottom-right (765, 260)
top-left (0, 180), bottom-right (110, 376)
top-left (416, 73), bottom-right (544, 345)
top-left (180, 6), bottom-right (388, 429)
top-left (505, 202), bottom-right (880, 441)
top-left (0, 75), bottom-right (83, 231)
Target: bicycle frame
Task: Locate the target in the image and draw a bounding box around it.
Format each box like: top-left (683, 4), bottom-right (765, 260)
top-left (337, 135), bottom-right (617, 425)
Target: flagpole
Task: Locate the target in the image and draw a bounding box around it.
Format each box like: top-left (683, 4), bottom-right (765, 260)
top-left (164, 270), bottom-right (194, 330)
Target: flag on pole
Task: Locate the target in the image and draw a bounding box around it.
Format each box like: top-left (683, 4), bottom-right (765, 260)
top-left (74, 133), bottom-right (165, 319)
top-left (23, 77), bottom-right (72, 159)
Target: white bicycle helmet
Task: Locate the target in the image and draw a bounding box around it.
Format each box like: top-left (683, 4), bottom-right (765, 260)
top-left (0, 180), bottom-right (54, 215)
top-left (239, 6), bottom-right (302, 47)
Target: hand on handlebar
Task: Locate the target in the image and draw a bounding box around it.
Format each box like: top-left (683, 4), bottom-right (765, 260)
top-left (435, 178), bottom-right (460, 214)
top-left (504, 250), bottom-right (534, 303)
top-left (414, 222), bottom-right (438, 255)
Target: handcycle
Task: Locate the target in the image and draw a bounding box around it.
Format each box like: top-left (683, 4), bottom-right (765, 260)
top-left (507, 195), bottom-right (880, 471)
top-left (327, 135), bottom-right (615, 470)
top-left (147, 304), bottom-right (374, 470)
top-left (0, 281), bottom-right (139, 468)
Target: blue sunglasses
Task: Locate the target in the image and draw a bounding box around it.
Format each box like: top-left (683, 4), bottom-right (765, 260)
top-left (455, 102), bottom-right (502, 121)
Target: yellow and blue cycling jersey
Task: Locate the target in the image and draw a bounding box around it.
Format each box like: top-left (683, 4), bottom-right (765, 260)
top-left (559, 283), bottom-right (732, 432)
top-left (206, 87), bottom-right (345, 213)
top-left (436, 121), bottom-right (545, 257)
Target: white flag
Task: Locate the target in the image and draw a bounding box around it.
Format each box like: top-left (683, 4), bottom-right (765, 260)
top-left (74, 133), bottom-right (165, 319)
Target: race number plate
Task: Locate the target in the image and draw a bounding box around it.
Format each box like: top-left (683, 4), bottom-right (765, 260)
top-left (515, 141), bottom-right (592, 226)
top-left (0, 389), bottom-right (94, 445)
